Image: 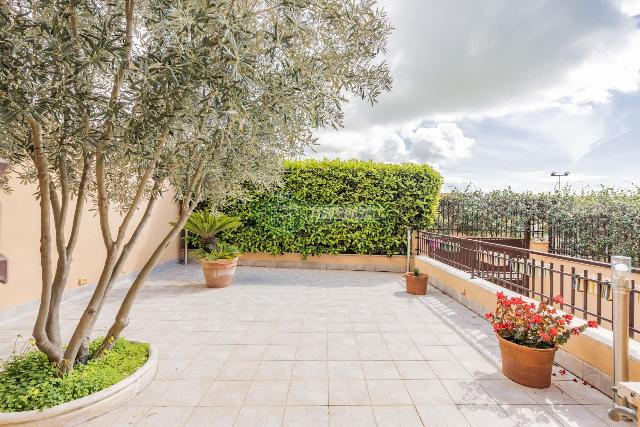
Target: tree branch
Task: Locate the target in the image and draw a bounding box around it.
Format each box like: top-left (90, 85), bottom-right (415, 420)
top-left (26, 114), bottom-right (63, 363)
top-left (97, 0), bottom-right (136, 250)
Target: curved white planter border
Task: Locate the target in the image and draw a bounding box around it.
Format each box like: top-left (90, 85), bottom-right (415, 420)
top-left (0, 342), bottom-right (157, 427)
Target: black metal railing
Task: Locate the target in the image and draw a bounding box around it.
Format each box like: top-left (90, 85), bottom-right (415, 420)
top-left (416, 231), bottom-right (640, 338)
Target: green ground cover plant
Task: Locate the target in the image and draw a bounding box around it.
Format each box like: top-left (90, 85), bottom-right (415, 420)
top-left (0, 338), bottom-right (148, 412)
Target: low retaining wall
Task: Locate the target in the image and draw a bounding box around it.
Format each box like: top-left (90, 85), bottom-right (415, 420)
top-left (237, 252), bottom-right (406, 272)
top-left (415, 255), bottom-right (640, 398)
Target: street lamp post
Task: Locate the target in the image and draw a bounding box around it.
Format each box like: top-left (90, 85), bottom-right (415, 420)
top-left (550, 171), bottom-right (569, 191)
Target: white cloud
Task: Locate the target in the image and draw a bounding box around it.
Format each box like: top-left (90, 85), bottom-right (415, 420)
top-left (350, 0), bottom-right (640, 126)
top-left (406, 123), bottom-right (475, 163)
top-left (311, 122), bottom-right (475, 167)
top-left (312, 0), bottom-right (640, 191)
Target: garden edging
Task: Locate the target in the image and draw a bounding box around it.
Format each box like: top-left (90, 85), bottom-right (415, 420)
top-left (0, 342), bottom-right (157, 427)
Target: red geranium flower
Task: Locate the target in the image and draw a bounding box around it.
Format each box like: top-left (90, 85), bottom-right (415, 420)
top-left (485, 291), bottom-right (597, 348)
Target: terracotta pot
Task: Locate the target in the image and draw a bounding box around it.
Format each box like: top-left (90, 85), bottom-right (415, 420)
top-left (201, 258), bottom-right (238, 288)
top-left (405, 272), bottom-right (428, 295)
top-left (497, 334), bottom-right (557, 388)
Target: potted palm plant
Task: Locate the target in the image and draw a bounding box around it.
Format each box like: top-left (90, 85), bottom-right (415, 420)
top-left (183, 210), bottom-right (241, 288)
top-left (485, 292), bottom-right (598, 388)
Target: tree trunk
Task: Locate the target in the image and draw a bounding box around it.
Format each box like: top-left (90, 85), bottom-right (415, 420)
top-left (95, 208), bottom-right (194, 358)
top-left (26, 114), bottom-right (64, 363)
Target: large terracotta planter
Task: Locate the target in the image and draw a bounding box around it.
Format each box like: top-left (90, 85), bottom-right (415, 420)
top-left (497, 334), bottom-right (557, 388)
top-left (201, 258), bottom-right (238, 288)
top-left (405, 272), bottom-right (428, 295)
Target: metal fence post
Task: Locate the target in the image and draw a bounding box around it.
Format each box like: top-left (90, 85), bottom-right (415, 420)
top-left (609, 255), bottom-right (636, 422)
top-left (184, 230), bottom-right (189, 266)
top-left (406, 228), bottom-right (412, 273)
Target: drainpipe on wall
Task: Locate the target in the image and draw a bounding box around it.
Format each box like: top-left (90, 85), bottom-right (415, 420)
top-left (0, 159), bottom-right (8, 283)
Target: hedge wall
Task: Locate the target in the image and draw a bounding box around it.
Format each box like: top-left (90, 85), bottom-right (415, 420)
top-left (222, 159), bottom-right (442, 256)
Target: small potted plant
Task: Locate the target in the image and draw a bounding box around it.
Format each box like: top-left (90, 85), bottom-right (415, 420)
top-left (183, 210), bottom-right (241, 288)
top-left (485, 291), bottom-right (598, 388)
top-left (405, 267), bottom-right (428, 295)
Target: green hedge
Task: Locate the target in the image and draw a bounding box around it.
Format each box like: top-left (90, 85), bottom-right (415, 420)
top-left (222, 159), bottom-right (442, 256)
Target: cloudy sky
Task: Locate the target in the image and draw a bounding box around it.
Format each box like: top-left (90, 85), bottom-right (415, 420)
top-left (309, 0), bottom-right (640, 192)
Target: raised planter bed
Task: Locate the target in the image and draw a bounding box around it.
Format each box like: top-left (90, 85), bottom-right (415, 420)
top-left (0, 343), bottom-right (157, 427)
top-left (237, 252), bottom-right (406, 272)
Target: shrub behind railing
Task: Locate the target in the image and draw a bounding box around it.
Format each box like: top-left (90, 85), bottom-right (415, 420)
top-left (220, 159), bottom-right (442, 257)
top-left (435, 187), bottom-right (640, 266)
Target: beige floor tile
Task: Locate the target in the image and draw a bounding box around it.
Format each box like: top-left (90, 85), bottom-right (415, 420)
top-left (329, 406), bottom-right (376, 426)
top-left (156, 380), bottom-right (212, 407)
top-left (264, 344), bottom-right (298, 360)
top-left (328, 361), bottom-right (365, 379)
top-left (523, 384), bottom-right (578, 405)
top-left (292, 361), bottom-right (328, 380)
top-left (441, 379), bottom-right (495, 404)
top-left (428, 360), bottom-right (474, 380)
top-left (87, 405), bottom-right (149, 426)
top-left (136, 406), bottom-right (195, 427)
top-left (200, 381), bottom-right (251, 406)
top-left (478, 379), bottom-right (538, 404)
top-left (395, 361), bottom-right (437, 379)
top-left (353, 322), bottom-right (379, 333)
top-left (367, 380), bottom-right (413, 405)
top-left (544, 404), bottom-right (610, 427)
top-left (296, 344), bottom-right (328, 360)
top-left (126, 380), bottom-right (172, 407)
top-left (458, 404), bottom-right (516, 427)
top-left (417, 345), bottom-right (452, 361)
top-left (230, 345), bottom-right (267, 361)
top-left (244, 380), bottom-right (290, 406)
top-left (254, 360), bottom-right (294, 380)
top-left (329, 379), bottom-right (371, 405)
top-left (404, 380), bottom-right (454, 405)
top-left (500, 404), bottom-right (562, 426)
top-left (282, 405), bottom-right (329, 426)
top-left (328, 343), bottom-right (361, 360)
top-left (358, 344), bottom-right (393, 361)
top-left (373, 406), bottom-right (422, 426)
top-left (554, 381), bottom-right (611, 405)
top-left (186, 406), bottom-right (240, 427)
top-left (388, 344), bottom-right (424, 361)
top-left (156, 359), bottom-right (191, 380)
top-left (362, 361), bottom-right (401, 379)
top-left (287, 380), bottom-right (328, 405)
top-left (234, 406), bottom-right (285, 427)
top-left (415, 404), bottom-right (471, 426)
top-left (217, 361), bottom-right (260, 381)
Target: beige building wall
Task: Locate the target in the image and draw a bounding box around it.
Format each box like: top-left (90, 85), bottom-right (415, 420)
top-left (0, 177), bottom-right (180, 311)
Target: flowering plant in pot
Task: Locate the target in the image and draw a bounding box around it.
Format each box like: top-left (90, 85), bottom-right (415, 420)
top-left (183, 211), bottom-right (241, 288)
top-left (405, 268), bottom-right (428, 295)
top-left (485, 291), bottom-right (597, 388)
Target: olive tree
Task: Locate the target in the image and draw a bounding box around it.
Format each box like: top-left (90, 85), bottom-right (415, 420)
top-left (0, 0), bottom-right (391, 374)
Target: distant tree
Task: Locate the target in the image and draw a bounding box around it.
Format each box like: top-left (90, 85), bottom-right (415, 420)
top-left (0, 0), bottom-right (391, 374)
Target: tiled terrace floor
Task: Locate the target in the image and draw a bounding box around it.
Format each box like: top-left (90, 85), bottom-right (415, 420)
top-left (0, 265), bottom-right (620, 426)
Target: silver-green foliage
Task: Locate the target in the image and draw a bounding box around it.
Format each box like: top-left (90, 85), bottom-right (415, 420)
top-left (0, 0), bottom-right (391, 370)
